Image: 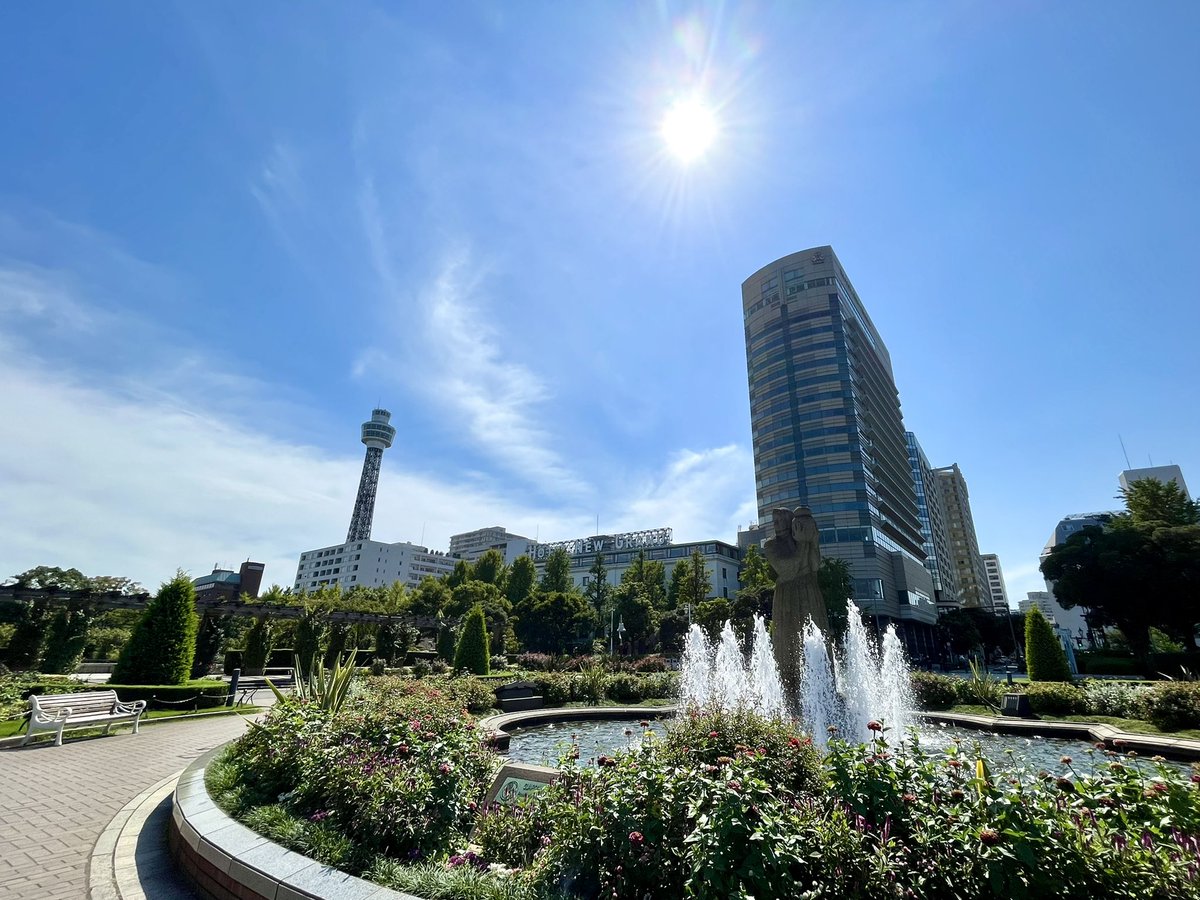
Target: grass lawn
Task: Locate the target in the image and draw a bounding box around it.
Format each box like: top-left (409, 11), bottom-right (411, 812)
top-left (939, 704), bottom-right (1200, 742)
top-left (0, 704), bottom-right (262, 739)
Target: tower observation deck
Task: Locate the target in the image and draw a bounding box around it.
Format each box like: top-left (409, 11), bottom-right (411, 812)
top-left (346, 408), bottom-right (396, 542)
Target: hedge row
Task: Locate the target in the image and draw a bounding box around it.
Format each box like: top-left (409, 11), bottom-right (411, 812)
top-left (910, 671), bottom-right (1200, 732)
top-left (525, 671), bottom-right (678, 705)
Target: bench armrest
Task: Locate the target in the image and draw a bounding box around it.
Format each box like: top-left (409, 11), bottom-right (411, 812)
top-left (31, 706), bottom-right (73, 723)
top-left (114, 700), bottom-right (147, 715)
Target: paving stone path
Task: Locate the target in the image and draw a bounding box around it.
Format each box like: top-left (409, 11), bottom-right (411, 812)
top-left (0, 715), bottom-right (253, 900)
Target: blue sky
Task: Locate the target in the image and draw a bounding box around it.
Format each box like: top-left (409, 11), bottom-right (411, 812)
top-left (1, 2), bottom-right (1197, 604)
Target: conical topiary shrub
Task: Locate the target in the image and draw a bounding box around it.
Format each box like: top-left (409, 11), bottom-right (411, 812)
top-left (453, 604), bottom-right (490, 676)
top-left (1025, 606), bottom-right (1071, 682)
top-left (112, 572), bottom-right (199, 685)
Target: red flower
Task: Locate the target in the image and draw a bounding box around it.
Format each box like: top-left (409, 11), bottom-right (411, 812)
top-left (439, 763), bottom-right (451, 774)
top-left (979, 829), bottom-right (1001, 846)
top-left (629, 831), bottom-right (644, 845)
top-left (788, 737), bottom-right (801, 748)
top-left (867, 721), bottom-right (883, 732)
top-left (1113, 739), bottom-right (1127, 748)
top-left (708, 731), bottom-right (719, 739)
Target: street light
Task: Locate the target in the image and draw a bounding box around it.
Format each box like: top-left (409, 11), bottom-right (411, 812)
top-left (618, 617), bottom-right (626, 656)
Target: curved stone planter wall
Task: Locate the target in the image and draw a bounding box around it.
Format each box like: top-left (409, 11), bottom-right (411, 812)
top-left (168, 748), bottom-right (420, 900)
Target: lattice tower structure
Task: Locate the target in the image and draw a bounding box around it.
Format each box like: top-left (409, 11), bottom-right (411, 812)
top-left (346, 408), bottom-right (396, 542)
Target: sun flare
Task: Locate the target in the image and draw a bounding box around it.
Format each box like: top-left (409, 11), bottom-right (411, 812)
top-left (660, 97), bottom-right (718, 163)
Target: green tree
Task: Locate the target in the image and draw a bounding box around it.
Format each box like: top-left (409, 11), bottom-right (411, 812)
top-left (7, 602), bottom-right (50, 670)
top-left (294, 602), bottom-right (329, 678)
top-left (375, 622), bottom-right (398, 665)
top-left (937, 608), bottom-right (984, 657)
top-left (449, 581), bottom-right (510, 649)
top-left (454, 604), bottom-right (490, 675)
top-left (514, 590), bottom-right (596, 654)
top-left (667, 559), bottom-right (689, 610)
top-left (682, 549), bottom-right (712, 611)
top-left (1042, 480), bottom-right (1200, 663)
top-left (323, 621), bottom-right (351, 668)
top-left (506, 556), bottom-right (538, 608)
top-left (446, 559), bottom-right (471, 590)
top-left (409, 577), bottom-right (451, 617)
top-left (1118, 478), bottom-right (1199, 527)
top-left (738, 544), bottom-right (775, 593)
top-left (695, 597), bottom-right (732, 638)
top-left (817, 557), bottom-right (854, 636)
top-left (619, 551), bottom-right (667, 610)
top-left (242, 616), bottom-right (274, 674)
top-left (111, 573), bottom-right (199, 685)
top-left (540, 548), bottom-right (574, 593)
top-left (39, 607), bottom-right (94, 674)
top-left (471, 549), bottom-right (508, 590)
top-left (1025, 606), bottom-right (1071, 682)
top-left (436, 623), bottom-right (457, 662)
top-left (612, 582), bottom-right (659, 653)
top-left (191, 612), bottom-right (233, 678)
top-left (584, 553), bottom-right (610, 622)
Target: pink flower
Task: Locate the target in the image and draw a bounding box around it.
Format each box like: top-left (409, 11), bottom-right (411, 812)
top-left (708, 731), bottom-right (718, 739)
top-left (629, 831), bottom-right (644, 845)
top-left (439, 763), bottom-right (451, 774)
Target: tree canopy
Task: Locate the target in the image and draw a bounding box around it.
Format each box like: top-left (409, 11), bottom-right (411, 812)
top-left (1042, 477), bottom-right (1200, 661)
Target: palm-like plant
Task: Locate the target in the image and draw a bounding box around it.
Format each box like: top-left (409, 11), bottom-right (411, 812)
top-left (269, 649), bottom-right (358, 714)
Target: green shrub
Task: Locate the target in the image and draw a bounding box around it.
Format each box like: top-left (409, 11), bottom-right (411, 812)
top-left (7, 602), bottom-right (49, 671)
top-left (111, 573), bottom-right (199, 685)
top-left (453, 605), bottom-right (490, 676)
top-left (527, 672), bottom-right (571, 705)
top-left (219, 676), bottom-right (497, 862)
top-left (1139, 681), bottom-right (1200, 731)
top-left (442, 676), bottom-right (497, 714)
top-left (1025, 607), bottom-right (1072, 682)
top-left (605, 672), bottom-right (642, 702)
top-left (1019, 681), bottom-right (1086, 716)
top-left (1082, 679), bottom-right (1149, 718)
top-left (39, 609), bottom-right (92, 674)
top-left (436, 626), bottom-right (456, 663)
top-left (242, 617), bottom-right (273, 675)
top-left (910, 671), bottom-right (959, 710)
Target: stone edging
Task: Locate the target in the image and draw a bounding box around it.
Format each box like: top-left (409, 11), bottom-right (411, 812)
top-left (168, 747), bottom-right (422, 900)
top-left (921, 711), bottom-right (1200, 761)
top-left (479, 704), bottom-right (676, 750)
top-left (89, 770), bottom-right (184, 900)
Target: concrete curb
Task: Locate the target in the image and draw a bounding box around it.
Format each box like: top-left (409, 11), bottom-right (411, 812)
top-left (88, 770), bottom-right (188, 900)
top-left (169, 747), bottom-right (423, 900)
top-left (920, 711), bottom-right (1200, 761)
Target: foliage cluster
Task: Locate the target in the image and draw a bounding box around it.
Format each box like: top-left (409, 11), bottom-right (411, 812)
top-left (473, 718), bottom-right (1200, 899)
top-left (111, 573), bottom-right (198, 685)
top-left (1025, 607), bottom-right (1072, 682)
top-left (524, 671), bottom-right (678, 706)
top-left (454, 605), bottom-right (491, 676)
top-left (213, 676), bottom-right (498, 866)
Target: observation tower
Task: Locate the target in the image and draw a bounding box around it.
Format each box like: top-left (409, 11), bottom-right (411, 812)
top-left (346, 408), bottom-right (396, 542)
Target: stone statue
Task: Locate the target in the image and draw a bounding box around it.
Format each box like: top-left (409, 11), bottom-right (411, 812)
top-left (763, 506), bottom-right (830, 698)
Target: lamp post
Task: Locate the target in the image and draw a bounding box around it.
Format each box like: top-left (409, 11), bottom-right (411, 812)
top-left (618, 617), bottom-right (626, 656)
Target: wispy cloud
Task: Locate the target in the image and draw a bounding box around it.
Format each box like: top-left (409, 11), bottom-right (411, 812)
top-left (355, 178), bottom-right (587, 498)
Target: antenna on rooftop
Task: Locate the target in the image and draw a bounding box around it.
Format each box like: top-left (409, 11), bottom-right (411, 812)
top-left (1119, 434), bottom-right (1132, 469)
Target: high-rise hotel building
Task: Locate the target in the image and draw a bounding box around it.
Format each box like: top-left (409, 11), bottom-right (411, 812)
top-left (742, 246), bottom-right (938, 653)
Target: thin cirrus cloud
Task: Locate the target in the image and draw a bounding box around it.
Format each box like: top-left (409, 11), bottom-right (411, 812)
top-left (354, 177), bottom-right (589, 499)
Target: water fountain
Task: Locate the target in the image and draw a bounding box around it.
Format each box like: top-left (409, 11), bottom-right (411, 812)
top-left (679, 599), bottom-right (914, 746)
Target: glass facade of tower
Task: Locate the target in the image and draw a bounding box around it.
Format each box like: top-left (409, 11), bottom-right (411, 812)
top-left (743, 247), bottom-right (937, 648)
top-left (906, 431), bottom-right (961, 612)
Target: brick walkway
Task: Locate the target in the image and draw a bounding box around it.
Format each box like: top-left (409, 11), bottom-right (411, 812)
top-left (0, 715), bottom-right (253, 900)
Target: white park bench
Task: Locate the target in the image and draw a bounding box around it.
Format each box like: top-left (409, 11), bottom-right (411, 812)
top-left (22, 690), bottom-right (147, 746)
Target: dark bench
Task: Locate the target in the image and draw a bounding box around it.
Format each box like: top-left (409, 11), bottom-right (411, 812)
top-left (494, 680), bottom-right (544, 713)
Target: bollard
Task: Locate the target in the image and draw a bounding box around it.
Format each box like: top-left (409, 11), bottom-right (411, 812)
top-left (227, 668), bottom-right (240, 707)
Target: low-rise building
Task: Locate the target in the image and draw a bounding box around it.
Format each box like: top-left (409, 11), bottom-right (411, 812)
top-left (448, 526), bottom-right (534, 563)
top-left (193, 561), bottom-right (265, 604)
top-left (293, 540), bottom-right (457, 593)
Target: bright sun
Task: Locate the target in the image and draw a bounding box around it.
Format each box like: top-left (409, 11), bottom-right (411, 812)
top-left (661, 97), bottom-right (717, 163)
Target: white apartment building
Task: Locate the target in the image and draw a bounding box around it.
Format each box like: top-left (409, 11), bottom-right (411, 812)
top-left (448, 526), bottom-right (534, 563)
top-left (980, 553), bottom-right (1010, 614)
top-left (293, 539), bottom-right (458, 593)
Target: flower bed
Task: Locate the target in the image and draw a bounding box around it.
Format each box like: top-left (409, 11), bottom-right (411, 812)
top-left (210, 675), bottom-right (1200, 899)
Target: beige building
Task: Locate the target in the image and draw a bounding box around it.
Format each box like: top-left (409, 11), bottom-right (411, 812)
top-left (933, 463), bottom-right (989, 609)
